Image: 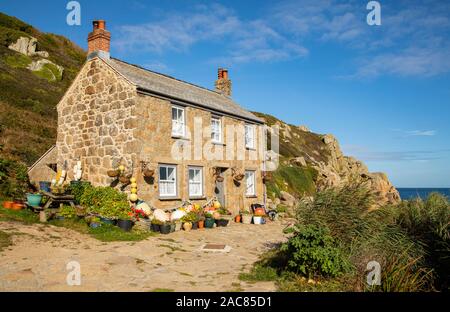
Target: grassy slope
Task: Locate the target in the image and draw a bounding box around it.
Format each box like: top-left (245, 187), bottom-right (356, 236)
top-left (0, 12), bottom-right (85, 164)
top-left (253, 112), bottom-right (329, 199)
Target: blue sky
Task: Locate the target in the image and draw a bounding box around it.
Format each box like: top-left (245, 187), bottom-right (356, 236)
top-left (2, 0), bottom-right (450, 187)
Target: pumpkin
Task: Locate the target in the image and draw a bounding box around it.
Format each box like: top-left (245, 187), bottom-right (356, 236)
top-left (130, 177), bottom-right (137, 183)
top-left (213, 201), bottom-right (221, 209)
top-left (119, 165), bottom-right (125, 172)
top-left (131, 188), bottom-right (138, 194)
top-left (130, 182), bottom-right (137, 188)
top-left (129, 193), bottom-right (138, 202)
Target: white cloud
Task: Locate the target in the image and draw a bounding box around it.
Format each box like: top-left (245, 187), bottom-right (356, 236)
top-left (114, 1), bottom-right (450, 77)
top-left (115, 3), bottom-right (307, 65)
top-left (271, 0), bottom-right (450, 78)
top-left (405, 130), bottom-right (437, 137)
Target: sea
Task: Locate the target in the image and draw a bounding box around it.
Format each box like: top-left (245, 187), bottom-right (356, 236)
top-left (397, 188), bottom-right (450, 200)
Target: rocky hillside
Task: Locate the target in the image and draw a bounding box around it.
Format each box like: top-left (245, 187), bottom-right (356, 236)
top-left (253, 112), bottom-right (400, 210)
top-left (0, 12), bottom-right (85, 164)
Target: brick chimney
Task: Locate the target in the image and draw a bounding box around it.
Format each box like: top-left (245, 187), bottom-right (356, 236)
top-left (215, 68), bottom-right (232, 97)
top-left (87, 20), bottom-right (111, 60)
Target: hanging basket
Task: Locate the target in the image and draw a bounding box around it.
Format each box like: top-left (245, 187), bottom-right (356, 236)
top-left (107, 169), bottom-right (120, 178)
top-left (234, 174), bottom-right (244, 181)
top-left (215, 176), bottom-right (224, 183)
top-left (142, 168), bottom-right (155, 178)
top-left (119, 174), bottom-right (131, 184)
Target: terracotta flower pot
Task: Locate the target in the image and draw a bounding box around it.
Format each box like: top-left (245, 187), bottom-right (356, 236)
top-left (235, 215), bottom-right (241, 223)
top-left (198, 220), bottom-right (205, 229)
top-left (2, 201), bottom-right (14, 209)
top-left (183, 222), bottom-right (193, 231)
top-left (11, 203), bottom-right (25, 211)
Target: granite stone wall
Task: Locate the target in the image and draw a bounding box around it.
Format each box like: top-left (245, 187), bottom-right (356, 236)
top-left (56, 57), bottom-right (139, 185)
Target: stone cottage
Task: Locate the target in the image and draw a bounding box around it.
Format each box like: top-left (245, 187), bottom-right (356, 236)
top-left (32, 20), bottom-right (267, 213)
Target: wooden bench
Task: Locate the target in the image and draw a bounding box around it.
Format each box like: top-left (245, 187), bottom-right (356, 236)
top-left (35, 191), bottom-right (76, 222)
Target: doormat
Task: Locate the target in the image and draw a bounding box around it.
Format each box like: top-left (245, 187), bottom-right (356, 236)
top-left (199, 243), bottom-right (232, 253)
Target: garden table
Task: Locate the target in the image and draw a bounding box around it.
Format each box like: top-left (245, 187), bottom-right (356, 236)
top-left (37, 191), bottom-right (76, 222)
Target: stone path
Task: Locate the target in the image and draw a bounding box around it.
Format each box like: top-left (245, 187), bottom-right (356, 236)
top-left (0, 220), bottom-right (288, 292)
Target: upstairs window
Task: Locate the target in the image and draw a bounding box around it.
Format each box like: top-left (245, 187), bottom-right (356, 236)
top-left (245, 124), bottom-right (255, 149)
top-left (211, 117), bottom-right (222, 143)
top-left (245, 170), bottom-right (256, 196)
top-left (172, 106), bottom-right (185, 137)
top-left (159, 164), bottom-right (177, 197)
top-left (188, 167), bottom-right (203, 197)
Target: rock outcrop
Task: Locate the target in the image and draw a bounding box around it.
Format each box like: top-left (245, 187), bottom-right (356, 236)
top-left (8, 36), bottom-right (63, 81)
top-left (313, 134), bottom-right (400, 206)
top-left (255, 112), bottom-right (400, 209)
top-left (27, 59), bottom-right (64, 81)
top-left (8, 36), bottom-right (49, 58)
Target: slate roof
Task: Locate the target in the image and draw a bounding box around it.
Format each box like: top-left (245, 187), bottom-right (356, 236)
top-left (106, 58), bottom-right (264, 124)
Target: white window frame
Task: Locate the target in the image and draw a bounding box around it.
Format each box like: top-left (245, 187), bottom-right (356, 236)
top-left (188, 166), bottom-right (203, 197)
top-left (159, 164), bottom-right (177, 197)
top-left (245, 170), bottom-right (256, 196)
top-left (211, 116), bottom-right (222, 144)
top-left (171, 106), bottom-right (185, 137)
top-left (245, 124), bottom-right (255, 149)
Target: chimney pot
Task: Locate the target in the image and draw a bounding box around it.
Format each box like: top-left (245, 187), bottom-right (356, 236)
top-left (87, 19), bottom-right (111, 59)
top-left (215, 67), bottom-right (232, 97)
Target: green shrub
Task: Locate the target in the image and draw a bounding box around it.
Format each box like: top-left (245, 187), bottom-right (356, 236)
top-left (0, 154), bottom-right (29, 199)
top-left (384, 193), bottom-right (450, 291)
top-left (281, 224), bottom-right (351, 278)
top-left (77, 184), bottom-right (131, 220)
top-left (57, 205), bottom-right (77, 219)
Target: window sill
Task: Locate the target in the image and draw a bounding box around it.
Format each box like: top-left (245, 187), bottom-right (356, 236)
top-left (246, 147), bottom-right (256, 151)
top-left (212, 142), bottom-right (226, 146)
top-left (245, 195), bottom-right (258, 198)
top-left (159, 197), bottom-right (181, 201)
top-left (171, 135), bottom-right (190, 141)
top-left (189, 196), bottom-right (206, 200)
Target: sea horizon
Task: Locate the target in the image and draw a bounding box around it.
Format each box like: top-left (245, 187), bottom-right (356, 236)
top-left (396, 188), bottom-right (450, 200)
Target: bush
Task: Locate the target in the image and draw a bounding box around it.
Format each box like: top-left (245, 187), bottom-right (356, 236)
top-left (0, 153), bottom-right (30, 199)
top-left (76, 184), bottom-right (131, 220)
top-left (281, 224), bottom-right (351, 278)
top-left (385, 193), bottom-right (450, 291)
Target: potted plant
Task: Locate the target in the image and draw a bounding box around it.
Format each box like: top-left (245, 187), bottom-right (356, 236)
top-left (88, 216), bottom-right (102, 228)
top-left (204, 212), bottom-right (215, 228)
top-left (241, 210), bottom-right (253, 224)
top-left (181, 213), bottom-right (196, 231)
top-left (174, 220), bottom-right (182, 231)
top-left (151, 218), bottom-right (163, 232)
top-left (160, 221), bottom-right (172, 234)
top-left (26, 193), bottom-right (42, 207)
top-left (183, 212), bottom-right (198, 230)
top-left (215, 208), bottom-right (232, 227)
top-left (117, 211), bottom-right (134, 232)
top-left (198, 215), bottom-right (205, 229)
top-left (56, 205), bottom-right (77, 220)
top-left (253, 210), bottom-right (265, 225)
